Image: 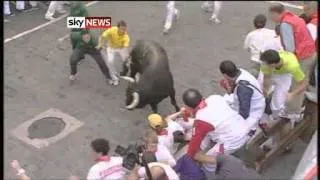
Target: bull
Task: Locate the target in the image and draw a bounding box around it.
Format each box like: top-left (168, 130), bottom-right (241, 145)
top-left (120, 40), bottom-right (180, 113)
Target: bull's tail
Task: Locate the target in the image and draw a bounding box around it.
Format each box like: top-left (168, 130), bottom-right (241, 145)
top-left (170, 89), bottom-right (180, 112)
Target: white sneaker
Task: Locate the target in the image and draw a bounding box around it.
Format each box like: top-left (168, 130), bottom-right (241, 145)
top-left (69, 75), bottom-right (76, 81)
top-left (113, 80), bottom-right (119, 86)
top-left (108, 79), bottom-right (114, 85)
top-left (45, 16), bottom-right (56, 21)
top-left (210, 16), bottom-right (221, 24)
top-left (163, 28), bottom-right (170, 35)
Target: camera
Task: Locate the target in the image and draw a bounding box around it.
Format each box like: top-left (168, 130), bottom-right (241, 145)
top-left (115, 143), bottom-right (144, 170)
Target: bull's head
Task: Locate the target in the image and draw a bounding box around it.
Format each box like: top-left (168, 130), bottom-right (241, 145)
top-left (120, 76), bottom-right (140, 110)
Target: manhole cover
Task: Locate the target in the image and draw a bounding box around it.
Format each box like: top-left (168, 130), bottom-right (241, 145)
top-left (28, 117), bottom-right (66, 139)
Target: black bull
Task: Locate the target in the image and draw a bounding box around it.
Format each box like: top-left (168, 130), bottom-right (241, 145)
top-left (120, 40), bottom-right (180, 113)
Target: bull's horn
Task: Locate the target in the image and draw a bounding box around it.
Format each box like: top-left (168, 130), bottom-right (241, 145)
top-left (120, 76), bottom-right (135, 83)
top-left (126, 92), bottom-right (140, 109)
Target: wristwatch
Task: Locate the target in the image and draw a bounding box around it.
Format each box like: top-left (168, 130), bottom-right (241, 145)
top-left (17, 169), bottom-right (26, 176)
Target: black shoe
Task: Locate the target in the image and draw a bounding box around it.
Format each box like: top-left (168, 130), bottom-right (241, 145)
top-left (119, 71), bottom-right (127, 76)
top-left (24, 6), bottom-right (40, 12)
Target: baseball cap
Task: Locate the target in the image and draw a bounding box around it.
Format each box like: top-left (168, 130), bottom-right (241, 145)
top-left (147, 114), bottom-right (164, 129)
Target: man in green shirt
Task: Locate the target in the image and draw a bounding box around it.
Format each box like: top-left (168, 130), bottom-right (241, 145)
top-left (69, 29), bottom-right (112, 84)
top-left (70, 2), bottom-right (89, 49)
top-left (260, 49), bottom-right (308, 151)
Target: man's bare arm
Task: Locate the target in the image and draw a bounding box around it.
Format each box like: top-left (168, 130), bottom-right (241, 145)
top-left (291, 79), bottom-right (308, 96)
top-left (194, 150), bottom-right (217, 164)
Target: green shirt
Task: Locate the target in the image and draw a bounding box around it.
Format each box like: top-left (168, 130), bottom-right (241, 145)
top-left (70, 2), bottom-right (89, 32)
top-left (70, 2), bottom-right (88, 17)
top-left (261, 51), bottom-right (305, 82)
top-left (71, 31), bottom-right (97, 49)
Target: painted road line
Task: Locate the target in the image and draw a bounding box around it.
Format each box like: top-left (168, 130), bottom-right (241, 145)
top-left (4, 1), bottom-right (98, 44)
top-left (58, 34), bottom-right (70, 42)
top-left (266, 1), bottom-right (303, 10)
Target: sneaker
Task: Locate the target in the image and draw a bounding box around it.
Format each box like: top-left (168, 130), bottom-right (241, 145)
top-left (69, 75), bottom-right (76, 81)
top-left (210, 16), bottom-right (221, 24)
top-left (45, 16), bottom-right (56, 21)
top-left (108, 79), bottom-right (114, 85)
top-left (23, 6), bottom-right (40, 12)
top-left (163, 28), bottom-right (170, 35)
top-left (113, 80), bottom-right (119, 86)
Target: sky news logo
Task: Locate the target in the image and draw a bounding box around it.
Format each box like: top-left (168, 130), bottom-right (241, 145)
top-left (67, 17), bottom-right (111, 29)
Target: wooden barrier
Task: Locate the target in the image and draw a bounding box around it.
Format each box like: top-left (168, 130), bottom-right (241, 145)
top-left (245, 97), bottom-right (318, 173)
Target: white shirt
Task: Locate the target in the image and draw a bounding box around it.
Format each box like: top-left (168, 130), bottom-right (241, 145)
top-left (87, 157), bottom-right (125, 180)
top-left (138, 162), bottom-right (180, 180)
top-left (307, 23), bottom-right (317, 41)
top-left (155, 144), bottom-right (176, 167)
top-left (196, 95), bottom-right (250, 152)
top-left (232, 69), bottom-right (266, 129)
top-left (158, 121), bottom-right (184, 154)
top-left (262, 36), bottom-right (283, 52)
top-left (244, 28), bottom-right (276, 63)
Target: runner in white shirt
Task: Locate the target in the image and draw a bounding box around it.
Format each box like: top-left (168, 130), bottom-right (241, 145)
top-left (147, 113), bottom-right (185, 155)
top-left (86, 139), bottom-right (126, 180)
top-left (244, 14), bottom-right (276, 78)
top-left (263, 24), bottom-right (284, 52)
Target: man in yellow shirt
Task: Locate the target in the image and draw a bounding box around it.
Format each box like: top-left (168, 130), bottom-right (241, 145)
top-left (97, 20), bottom-right (130, 86)
top-left (260, 49), bottom-right (308, 151)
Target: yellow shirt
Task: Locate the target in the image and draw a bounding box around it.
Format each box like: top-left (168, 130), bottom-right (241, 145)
top-left (100, 26), bottom-right (130, 49)
top-left (261, 51), bottom-right (305, 82)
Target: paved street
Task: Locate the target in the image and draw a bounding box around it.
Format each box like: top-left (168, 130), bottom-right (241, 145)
top-left (4, 1), bottom-right (307, 179)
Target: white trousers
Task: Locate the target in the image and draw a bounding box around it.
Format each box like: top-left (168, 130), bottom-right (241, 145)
top-left (202, 1), bottom-right (222, 18)
top-left (270, 74), bottom-right (292, 114)
top-left (45, 1), bottom-right (64, 18)
top-left (4, 1), bottom-right (26, 14)
top-left (164, 1), bottom-right (179, 30)
top-left (101, 47), bottom-right (128, 81)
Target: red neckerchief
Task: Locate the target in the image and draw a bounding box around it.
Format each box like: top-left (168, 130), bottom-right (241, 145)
top-left (96, 156), bottom-right (110, 162)
top-left (193, 99), bottom-right (207, 114)
top-left (182, 99), bottom-right (207, 121)
top-left (158, 129), bottom-right (168, 136)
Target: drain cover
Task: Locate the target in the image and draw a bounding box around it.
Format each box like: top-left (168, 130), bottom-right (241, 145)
top-left (28, 117), bottom-right (66, 139)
